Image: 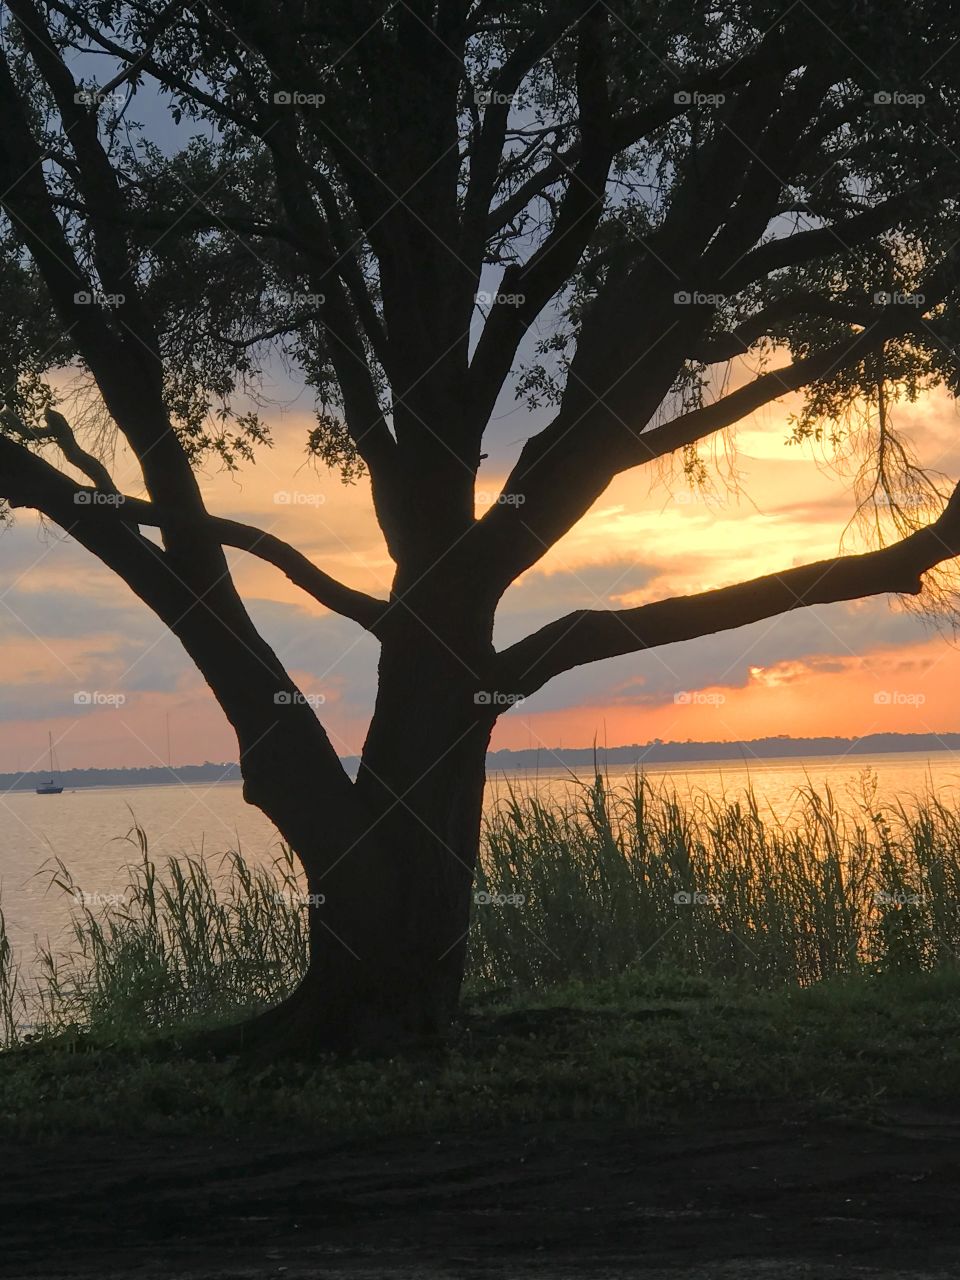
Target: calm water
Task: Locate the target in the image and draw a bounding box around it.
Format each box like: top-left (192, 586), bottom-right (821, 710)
top-left (3, 753), bottom-right (960, 961)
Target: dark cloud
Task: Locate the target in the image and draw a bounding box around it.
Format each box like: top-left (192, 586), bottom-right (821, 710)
top-left (0, 573), bottom-right (382, 725)
top-left (0, 583), bottom-right (147, 641)
top-left (0, 520), bottom-right (99, 581)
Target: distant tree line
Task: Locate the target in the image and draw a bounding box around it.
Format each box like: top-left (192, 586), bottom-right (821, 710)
top-left (4, 734), bottom-right (958, 792)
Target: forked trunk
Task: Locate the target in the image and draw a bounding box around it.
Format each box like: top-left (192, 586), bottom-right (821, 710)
top-left (222, 581), bottom-right (498, 1058)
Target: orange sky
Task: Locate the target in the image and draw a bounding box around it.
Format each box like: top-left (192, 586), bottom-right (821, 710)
top-left (2, 374), bottom-right (960, 773)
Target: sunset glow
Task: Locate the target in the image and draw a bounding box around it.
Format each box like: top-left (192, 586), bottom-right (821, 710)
top-left (3, 377), bottom-right (958, 773)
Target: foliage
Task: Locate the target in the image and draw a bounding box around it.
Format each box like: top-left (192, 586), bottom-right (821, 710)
top-left (4, 2), bottom-right (960, 501)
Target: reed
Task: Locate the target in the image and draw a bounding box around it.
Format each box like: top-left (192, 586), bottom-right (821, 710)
top-left (468, 771), bottom-right (958, 988)
top-left (2, 773), bottom-right (958, 1047)
top-left (0, 822), bottom-right (307, 1045)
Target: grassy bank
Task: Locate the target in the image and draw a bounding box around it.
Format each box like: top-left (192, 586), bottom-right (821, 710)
top-left (2, 969), bottom-right (959, 1139)
top-left (3, 771), bottom-right (960, 1048)
top-left (2, 772), bottom-right (959, 1137)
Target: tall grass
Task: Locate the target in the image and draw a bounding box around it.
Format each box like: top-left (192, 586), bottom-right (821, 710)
top-left (470, 772), bottom-right (960, 989)
top-left (3, 772), bottom-right (960, 1047)
top-left (0, 824), bottom-right (307, 1046)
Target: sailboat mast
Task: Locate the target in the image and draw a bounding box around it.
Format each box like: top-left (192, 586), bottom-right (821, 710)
top-left (36, 731), bottom-right (63, 793)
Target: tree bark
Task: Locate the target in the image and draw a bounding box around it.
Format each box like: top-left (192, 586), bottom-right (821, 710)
top-left (209, 579), bottom-right (497, 1058)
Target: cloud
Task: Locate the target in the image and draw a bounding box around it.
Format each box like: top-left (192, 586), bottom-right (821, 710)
top-left (0, 582), bottom-right (148, 641)
top-left (3, 364), bottom-right (959, 759)
top-left (495, 559), bottom-right (662, 647)
top-left (244, 598), bottom-right (380, 712)
top-left (0, 576), bottom-right (383, 716)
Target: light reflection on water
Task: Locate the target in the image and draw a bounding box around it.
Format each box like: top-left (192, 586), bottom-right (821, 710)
top-left (2, 752), bottom-right (959, 955)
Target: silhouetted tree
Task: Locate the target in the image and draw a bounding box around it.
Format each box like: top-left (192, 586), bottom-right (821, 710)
top-left (3, 1), bottom-right (960, 1052)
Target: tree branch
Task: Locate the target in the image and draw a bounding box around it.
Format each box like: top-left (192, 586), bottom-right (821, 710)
top-left (0, 429), bottom-right (362, 849)
top-left (0, 14), bottom-right (208, 523)
top-left (462, 1), bottom-right (594, 257)
top-left (718, 189), bottom-right (925, 293)
top-left (686, 291), bottom-right (880, 363)
top-left (485, 34), bottom-right (799, 236)
top-left (466, 6), bottom-right (613, 430)
top-left (473, 70), bottom-right (813, 586)
top-left (31, 407), bottom-right (119, 493)
top-left (49, 193), bottom-right (303, 248)
top-left (258, 121), bottom-right (399, 478)
top-left (116, 497), bottom-right (388, 633)
top-left (619, 315), bottom-right (914, 470)
top-left (1, 456), bottom-right (387, 632)
top-left (9, 0), bottom-right (163, 367)
top-left (497, 480), bottom-right (960, 698)
top-left (46, 0), bottom-right (262, 132)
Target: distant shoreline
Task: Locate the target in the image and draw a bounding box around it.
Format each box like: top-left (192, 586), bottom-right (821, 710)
top-left (3, 732), bottom-right (960, 792)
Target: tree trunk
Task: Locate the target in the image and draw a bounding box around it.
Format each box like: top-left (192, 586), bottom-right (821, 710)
top-left (214, 579), bottom-right (498, 1058)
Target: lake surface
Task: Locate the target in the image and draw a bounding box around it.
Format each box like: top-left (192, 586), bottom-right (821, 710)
top-left (3, 752), bottom-right (960, 963)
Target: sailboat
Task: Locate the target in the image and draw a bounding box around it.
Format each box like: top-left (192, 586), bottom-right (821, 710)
top-left (35, 732), bottom-right (63, 795)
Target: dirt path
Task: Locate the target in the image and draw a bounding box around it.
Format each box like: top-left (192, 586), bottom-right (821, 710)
top-left (3, 1111), bottom-right (958, 1278)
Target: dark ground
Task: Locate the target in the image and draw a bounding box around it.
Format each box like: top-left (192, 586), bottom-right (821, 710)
top-left (3, 1109), bottom-right (959, 1278)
